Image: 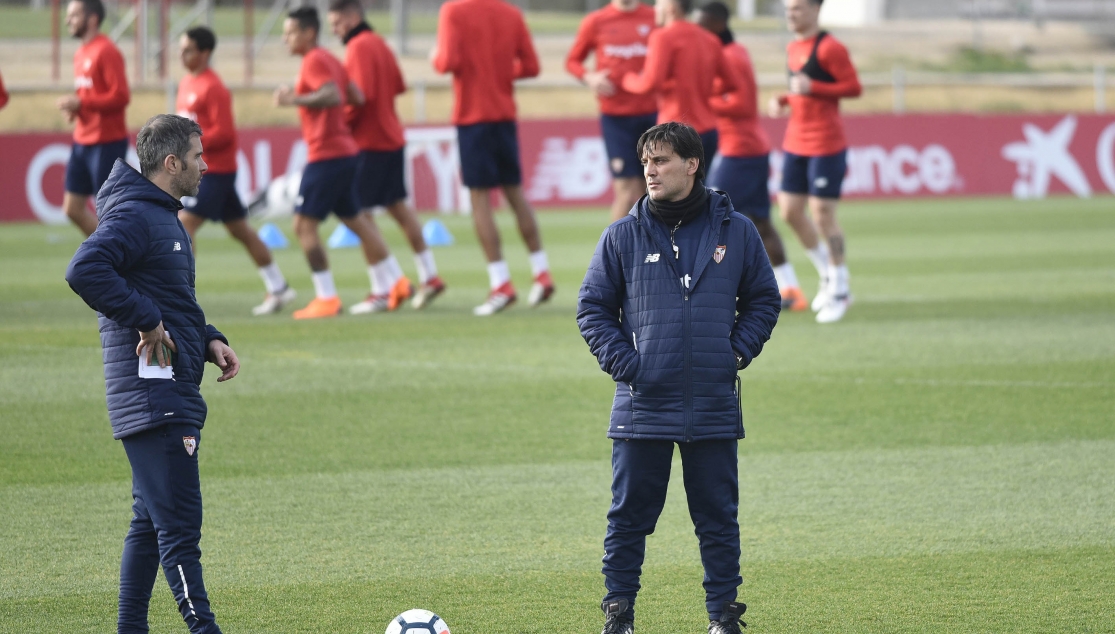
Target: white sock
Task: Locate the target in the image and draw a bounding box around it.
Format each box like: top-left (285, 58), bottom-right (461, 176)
top-left (528, 250), bottom-right (550, 278)
top-left (385, 255), bottom-right (404, 281)
top-left (829, 264), bottom-right (850, 297)
top-left (414, 250), bottom-right (437, 284)
top-left (805, 243), bottom-right (831, 278)
top-left (772, 262), bottom-right (799, 291)
top-left (258, 263), bottom-right (287, 294)
top-left (487, 260), bottom-right (511, 290)
top-left (311, 270), bottom-right (337, 299)
top-left (369, 260), bottom-right (398, 296)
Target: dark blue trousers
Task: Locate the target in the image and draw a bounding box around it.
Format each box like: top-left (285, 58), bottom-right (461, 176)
top-left (602, 438), bottom-right (741, 621)
top-left (118, 424), bottom-right (221, 634)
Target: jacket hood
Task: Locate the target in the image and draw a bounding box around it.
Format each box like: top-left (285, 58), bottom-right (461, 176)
top-left (96, 159), bottom-right (183, 221)
top-left (632, 187), bottom-right (732, 225)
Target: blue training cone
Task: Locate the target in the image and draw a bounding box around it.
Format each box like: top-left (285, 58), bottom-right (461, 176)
top-left (257, 223), bottom-right (289, 249)
top-left (327, 224), bottom-right (361, 249)
top-left (422, 219), bottom-right (455, 247)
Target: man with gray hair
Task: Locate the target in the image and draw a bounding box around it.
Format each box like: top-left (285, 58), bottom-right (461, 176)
top-left (67, 113), bottom-right (238, 634)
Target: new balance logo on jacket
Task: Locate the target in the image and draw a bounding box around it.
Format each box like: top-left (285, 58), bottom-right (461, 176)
top-left (644, 253), bottom-right (660, 263)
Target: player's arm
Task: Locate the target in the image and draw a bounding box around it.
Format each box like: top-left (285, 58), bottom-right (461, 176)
top-left (79, 48), bottom-right (131, 112)
top-left (713, 46), bottom-right (740, 95)
top-left (805, 40), bottom-right (862, 99)
top-left (430, 5), bottom-right (459, 74)
top-left (514, 16), bottom-right (541, 79)
top-left (710, 57), bottom-right (754, 119)
top-left (65, 212), bottom-right (162, 333)
top-left (577, 228), bottom-right (639, 384)
top-left (200, 88), bottom-right (235, 153)
top-left (564, 16), bottom-right (595, 80)
top-left (276, 80), bottom-right (341, 107)
top-left (730, 219), bottom-right (780, 369)
top-left (621, 30), bottom-right (666, 95)
top-left (345, 81), bottom-right (365, 107)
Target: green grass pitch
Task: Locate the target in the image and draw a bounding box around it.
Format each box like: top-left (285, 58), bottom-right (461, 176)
top-left (1, 198), bottom-right (1113, 633)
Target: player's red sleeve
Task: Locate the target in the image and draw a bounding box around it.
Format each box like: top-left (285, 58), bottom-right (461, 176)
top-left (565, 15), bottom-right (595, 80)
top-left (390, 52), bottom-right (406, 97)
top-left (515, 17), bottom-right (540, 79)
top-left (80, 47), bottom-right (130, 113)
top-left (808, 40), bottom-right (861, 99)
top-left (710, 56), bottom-right (753, 119)
top-left (621, 30), bottom-right (666, 95)
top-left (202, 86), bottom-right (235, 153)
top-left (0, 72), bottom-right (9, 110)
top-left (431, 5), bottom-right (459, 74)
top-left (713, 46), bottom-right (739, 95)
top-left (303, 53), bottom-right (332, 92)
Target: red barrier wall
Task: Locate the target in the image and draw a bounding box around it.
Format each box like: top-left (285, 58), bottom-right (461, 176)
top-left (5, 113), bottom-right (1115, 223)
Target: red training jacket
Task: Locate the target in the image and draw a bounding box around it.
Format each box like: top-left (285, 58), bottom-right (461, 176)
top-left (72, 34), bottom-right (130, 145)
top-left (711, 40), bottom-right (770, 158)
top-left (296, 47), bottom-right (358, 163)
top-left (565, 3), bottom-right (657, 117)
top-left (176, 68), bottom-right (238, 174)
top-left (778, 32), bottom-right (861, 156)
top-left (431, 0), bottom-right (540, 126)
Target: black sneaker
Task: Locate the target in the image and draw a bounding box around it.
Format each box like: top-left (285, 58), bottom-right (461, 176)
top-left (708, 601), bottom-right (747, 634)
top-left (601, 599), bottom-right (634, 634)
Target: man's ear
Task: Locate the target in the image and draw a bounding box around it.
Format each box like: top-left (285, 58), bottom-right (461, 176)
top-left (162, 154), bottom-right (179, 176)
top-left (686, 157), bottom-right (699, 176)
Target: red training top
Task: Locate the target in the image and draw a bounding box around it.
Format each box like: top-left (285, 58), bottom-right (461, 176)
top-left (778, 32), bottom-right (861, 156)
top-left (343, 26), bottom-right (406, 152)
top-left (296, 47), bottom-right (358, 163)
top-left (176, 68), bottom-right (238, 174)
top-left (711, 40), bottom-right (770, 158)
top-left (72, 34), bottom-right (130, 145)
top-left (0, 71), bottom-right (9, 110)
top-left (431, 0), bottom-right (540, 126)
top-left (621, 20), bottom-right (736, 135)
top-left (565, 3), bottom-right (657, 117)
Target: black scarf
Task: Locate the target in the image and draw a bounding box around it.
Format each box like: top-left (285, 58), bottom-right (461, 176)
top-left (342, 21), bottom-right (373, 45)
top-left (647, 180), bottom-right (709, 228)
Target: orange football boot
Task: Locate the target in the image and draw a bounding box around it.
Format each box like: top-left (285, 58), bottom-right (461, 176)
top-left (780, 286), bottom-right (808, 312)
top-left (293, 296), bottom-right (342, 319)
top-left (387, 276), bottom-right (414, 311)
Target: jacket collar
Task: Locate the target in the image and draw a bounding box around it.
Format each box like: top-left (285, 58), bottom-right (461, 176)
top-left (96, 160), bottom-right (185, 221)
top-left (342, 21), bottom-right (372, 45)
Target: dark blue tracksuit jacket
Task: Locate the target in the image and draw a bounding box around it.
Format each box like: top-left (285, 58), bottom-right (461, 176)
top-left (66, 161), bottom-right (226, 439)
top-left (577, 189), bottom-right (781, 441)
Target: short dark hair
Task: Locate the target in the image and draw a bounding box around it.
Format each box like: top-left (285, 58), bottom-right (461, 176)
top-left (699, 1), bottom-right (730, 23)
top-left (137, 114), bottom-right (202, 178)
top-left (185, 26), bottom-right (216, 53)
top-left (675, 0), bottom-right (694, 14)
top-left (287, 6), bottom-right (320, 33)
top-left (76, 0), bottom-right (105, 26)
top-left (328, 0), bottom-right (363, 14)
top-left (637, 121), bottom-right (707, 181)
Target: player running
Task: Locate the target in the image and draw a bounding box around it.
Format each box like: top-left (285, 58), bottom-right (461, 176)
top-left (327, 0), bottom-right (446, 310)
top-left (56, 0), bottom-right (130, 237)
top-left (565, 0), bottom-right (657, 222)
top-left (276, 7), bottom-right (409, 319)
top-left (176, 26), bottom-right (295, 316)
top-left (697, 2), bottom-right (805, 312)
top-left (620, 0), bottom-right (737, 171)
top-left (769, 0), bottom-right (861, 323)
top-left (431, 0), bottom-right (555, 316)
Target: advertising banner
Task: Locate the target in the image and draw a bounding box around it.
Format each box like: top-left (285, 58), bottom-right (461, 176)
top-left (4, 113), bottom-right (1115, 223)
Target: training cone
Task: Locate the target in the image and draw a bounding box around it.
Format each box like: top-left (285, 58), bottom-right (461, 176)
top-left (327, 224), bottom-right (361, 249)
top-left (422, 219), bottom-right (455, 247)
top-left (257, 223), bottom-right (289, 249)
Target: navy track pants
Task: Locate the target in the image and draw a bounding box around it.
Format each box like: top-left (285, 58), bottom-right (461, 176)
top-left (118, 424), bottom-right (222, 634)
top-left (602, 438), bottom-right (741, 621)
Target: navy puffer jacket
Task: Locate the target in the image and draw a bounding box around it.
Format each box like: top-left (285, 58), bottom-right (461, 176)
top-left (66, 160), bottom-right (227, 440)
top-left (577, 189), bottom-right (780, 442)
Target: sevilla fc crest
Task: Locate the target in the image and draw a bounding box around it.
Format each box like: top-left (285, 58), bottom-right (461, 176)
top-left (183, 436), bottom-right (197, 456)
top-left (713, 245), bottom-right (726, 264)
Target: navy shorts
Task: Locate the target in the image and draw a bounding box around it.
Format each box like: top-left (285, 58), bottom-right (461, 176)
top-left (781, 149), bottom-right (848, 199)
top-left (456, 121), bottom-right (522, 189)
top-left (353, 148), bottom-right (407, 209)
top-left (181, 172), bottom-right (246, 223)
top-left (296, 156), bottom-right (359, 220)
top-left (699, 129), bottom-right (720, 175)
top-left (708, 154), bottom-right (772, 221)
top-left (601, 112), bottom-right (657, 178)
top-left (65, 139), bottom-right (128, 196)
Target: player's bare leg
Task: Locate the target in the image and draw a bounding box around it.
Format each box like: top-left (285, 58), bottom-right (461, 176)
top-left (469, 188), bottom-right (515, 316)
top-left (223, 218), bottom-right (296, 315)
top-left (384, 199), bottom-right (445, 308)
top-left (779, 191), bottom-right (831, 312)
top-left (178, 210), bottom-right (206, 252)
top-left (64, 192), bottom-right (98, 237)
top-left (808, 196), bottom-right (851, 323)
top-left (752, 218), bottom-right (787, 267)
top-left (343, 212), bottom-right (411, 314)
top-left (610, 176), bottom-right (645, 222)
top-left (291, 214), bottom-right (342, 319)
top-left (502, 184), bottom-right (554, 307)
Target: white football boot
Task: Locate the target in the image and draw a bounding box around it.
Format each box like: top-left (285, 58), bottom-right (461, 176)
top-left (251, 286), bottom-right (297, 316)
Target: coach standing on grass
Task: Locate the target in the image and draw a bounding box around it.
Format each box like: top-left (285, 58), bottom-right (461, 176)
top-left (66, 114), bottom-right (239, 634)
top-left (578, 122), bottom-right (780, 634)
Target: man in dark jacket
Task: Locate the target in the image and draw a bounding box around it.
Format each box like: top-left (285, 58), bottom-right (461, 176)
top-left (578, 122), bottom-right (780, 634)
top-left (66, 114), bottom-right (239, 634)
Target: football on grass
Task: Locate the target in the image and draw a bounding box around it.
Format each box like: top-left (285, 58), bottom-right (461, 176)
top-left (385, 609), bottom-right (450, 634)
